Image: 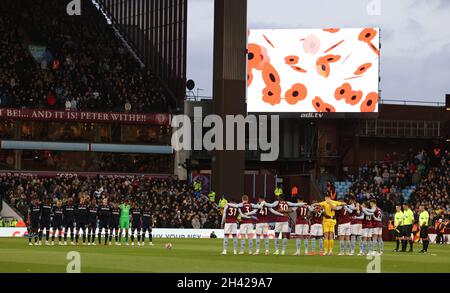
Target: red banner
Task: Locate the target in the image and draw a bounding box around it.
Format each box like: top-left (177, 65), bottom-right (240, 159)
top-left (0, 108), bottom-right (169, 125)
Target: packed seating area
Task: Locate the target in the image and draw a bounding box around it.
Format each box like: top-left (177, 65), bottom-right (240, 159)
top-left (0, 0), bottom-right (168, 113)
top-left (344, 148), bottom-right (449, 226)
top-left (0, 175), bottom-right (221, 229)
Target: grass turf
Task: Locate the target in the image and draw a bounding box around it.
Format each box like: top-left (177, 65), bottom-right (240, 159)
top-left (0, 238), bottom-right (449, 273)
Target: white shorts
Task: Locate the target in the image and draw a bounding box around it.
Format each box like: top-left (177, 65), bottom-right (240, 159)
top-left (239, 223), bottom-right (254, 235)
top-left (295, 224), bottom-right (309, 236)
top-left (371, 227), bottom-right (382, 235)
top-left (338, 223), bottom-right (352, 236)
top-left (224, 223), bottom-right (237, 235)
top-left (255, 223), bottom-right (269, 235)
top-left (310, 224), bottom-right (323, 237)
top-left (362, 228), bottom-right (372, 238)
top-left (351, 224), bottom-right (363, 236)
top-left (274, 222), bottom-right (289, 233)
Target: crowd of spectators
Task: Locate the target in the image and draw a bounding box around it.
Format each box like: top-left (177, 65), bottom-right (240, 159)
top-left (0, 175), bottom-right (221, 229)
top-left (0, 0), bottom-right (168, 113)
top-left (348, 148), bottom-right (450, 227)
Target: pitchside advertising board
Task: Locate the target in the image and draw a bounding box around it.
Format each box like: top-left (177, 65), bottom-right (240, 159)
top-left (247, 28), bottom-right (380, 117)
top-left (1, 228), bottom-right (449, 243)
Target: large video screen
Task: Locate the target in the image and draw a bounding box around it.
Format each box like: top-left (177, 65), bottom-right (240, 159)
top-left (247, 28), bottom-right (380, 113)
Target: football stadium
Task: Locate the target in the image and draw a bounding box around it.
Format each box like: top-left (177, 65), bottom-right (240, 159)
top-left (0, 0), bottom-right (449, 280)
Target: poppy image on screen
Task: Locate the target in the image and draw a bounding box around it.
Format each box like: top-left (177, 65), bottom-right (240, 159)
top-left (247, 28), bottom-right (380, 113)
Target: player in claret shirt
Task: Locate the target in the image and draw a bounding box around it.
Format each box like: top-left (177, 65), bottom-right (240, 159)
top-left (291, 196), bottom-right (315, 256)
top-left (369, 199), bottom-right (383, 255)
top-left (51, 200), bottom-right (64, 245)
top-left (350, 202), bottom-right (364, 255)
top-left (130, 203), bottom-right (142, 246)
top-left (39, 197), bottom-right (53, 245)
top-left (264, 195), bottom-right (307, 255)
top-left (335, 197), bottom-right (357, 256)
top-left (309, 203), bottom-right (325, 256)
top-left (63, 198), bottom-right (76, 245)
top-left (141, 205), bottom-right (154, 246)
top-left (227, 195), bottom-right (263, 255)
top-left (97, 198), bottom-right (111, 245)
top-left (360, 202), bottom-right (375, 256)
top-left (109, 202), bottom-right (121, 245)
top-left (221, 199), bottom-right (251, 255)
top-left (27, 199), bottom-right (41, 245)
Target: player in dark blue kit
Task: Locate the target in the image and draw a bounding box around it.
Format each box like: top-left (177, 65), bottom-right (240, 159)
top-left (87, 198), bottom-right (98, 245)
top-left (141, 205), bottom-right (154, 246)
top-left (109, 202), bottom-right (121, 245)
top-left (75, 196), bottom-right (89, 245)
top-left (27, 199), bottom-right (41, 245)
top-left (130, 203), bottom-right (142, 246)
top-left (38, 197), bottom-right (53, 245)
top-left (51, 200), bottom-right (64, 245)
top-left (97, 198), bottom-right (111, 245)
top-left (63, 198), bottom-right (76, 245)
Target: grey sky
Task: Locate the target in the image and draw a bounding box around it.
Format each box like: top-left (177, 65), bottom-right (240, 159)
top-left (187, 0), bottom-right (450, 103)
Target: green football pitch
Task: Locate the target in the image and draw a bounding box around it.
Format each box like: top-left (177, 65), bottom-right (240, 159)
top-left (0, 238), bottom-right (449, 273)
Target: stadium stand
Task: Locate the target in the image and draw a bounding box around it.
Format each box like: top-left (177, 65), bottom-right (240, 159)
top-left (0, 0), bottom-right (168, 113)
top-left (0, 176), bottom-right (221, 229)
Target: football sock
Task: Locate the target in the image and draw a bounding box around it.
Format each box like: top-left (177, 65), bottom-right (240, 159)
top-left (311, 238), bottom-right (316, 252)
top-left (424, 240), bottom-right (429, 251)
top-left (137, 233), bottom-right (141, 242)
top-left (296, 239), bottom-right (301, 251)
top-left (91, 232), bottom-right (95, 243)
top-left (339, 240), bottom-right (344, 253)
top-left (46, 230), bottom-right (49, 241)
top-left (274, 238), bottom-right (279, 251)
top-left (232, 237), bottom-right (238, 250)
top-left (351, 235), bottom-right (356, 251)
top-left (401, 240), bottom-right (407, 251)
top-left (373, 238), bottom-right (378, 252)
top-left (379, 238), bottom-right (384, 252)
top-left (223, 237), bottom-right (229, 251)
top-left (304, 239), bottom-right (309, 251)
top-left (346, 239), bottom-right (351, 253)
top-left (409, 240), bottom-right (413, 251)
top-left (362, 239), bottom-right (367, 254)
top-left (240, 239), bottom-right (246, 251)
top-left (282, 238), bottom-right (287, 252)
top-left (248, 239), bottom-right (253, 251)
top-left (98, 233), bottom-right (102, 244)
top-left (368, 239), bottom-right (372, 253)
top-left (255, 237), bottom-right (261, 250)
top-left (319, 238), bottom-right (324, 252)
top-left (104, 232), bottom-right (108, 244)
top-left (396, 240), bottom-right (400, 250)
top-left (329, 239), bottom-right (334, 253)
top-left (265, 238), bottom-right (269, 251)
top-left (324, 239), bottom-right (329, 253)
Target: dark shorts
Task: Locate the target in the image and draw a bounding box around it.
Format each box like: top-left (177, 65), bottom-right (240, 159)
top-left (402, 225), bottom-right (413, 237)
top-left (40, 218), bottom-right (51, 229)
top-left (420, 226), bottom-right (429, 239)
top-left (64, 220), bottom-right (75, 229)
top-left (142, 226), bottom-right (152, 232)
top-left (109, 221), bottom-right (119, 229)
top-left (76, 221), bottom-right (87, 230)
top-left (131, 224), bottom-right (141, 230)
top-left (99, 221), bottom-right (109, 229)
top-left (52, 220), bottom-right (63, 230)
top-left (88, 220), bottom-right (97, 229)
top-left (31, 218), bottom-right (40, 229)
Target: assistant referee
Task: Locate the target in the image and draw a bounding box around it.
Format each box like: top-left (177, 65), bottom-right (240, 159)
top-left (418, 205), bottom-right (430, 253)
top-left (393, 204), bottom-right (404, 252)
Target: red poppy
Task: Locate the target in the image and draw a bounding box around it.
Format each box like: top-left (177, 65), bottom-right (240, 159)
top-left (262, 84), bottom-right (282, 106)
top-left (262, 63), bottom-right (280, 85)
top-left (317, 54), bottom-right (341, 65)
top-left (316, 63), bottom-right (330, 78)
top-left (360, 92), bottom-right (378, 112)
top-left (291, 66), bottom-right (307, 73)
top-left (346, 90), bottom-right (363, 106)
top-left (285, 83), bottom-right (307, 105)
top-left (323, 28), bottom-right (340, 33)
top-left (358, 28), bottom-right (377, 43)
top-left (312, 96), bottom-right (336, 112)
top-left (355, 63), bottom-right (372, 75)
top-left (248, 43), bottom-right (263, 69)
top-left (334, 83), bottom-right (352, 101)
top-left (285, 55), bottom-right (299, 65)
